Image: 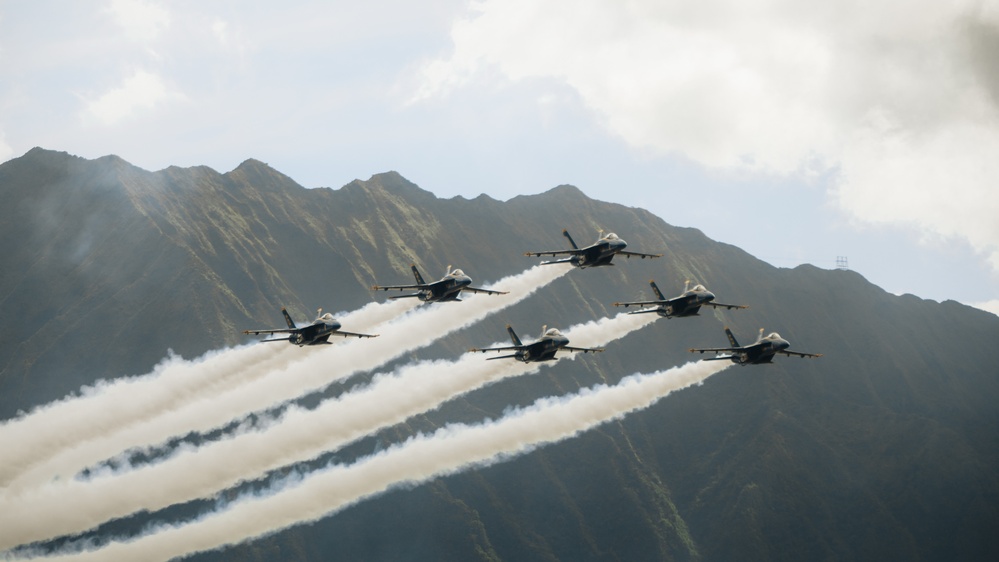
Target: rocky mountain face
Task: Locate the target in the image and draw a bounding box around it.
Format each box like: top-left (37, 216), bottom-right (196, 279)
top-left (2, 148), bottom-right (997, 561)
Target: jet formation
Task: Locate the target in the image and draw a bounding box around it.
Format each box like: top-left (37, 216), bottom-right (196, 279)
top-left (243, 226), bottom-right (821, 366)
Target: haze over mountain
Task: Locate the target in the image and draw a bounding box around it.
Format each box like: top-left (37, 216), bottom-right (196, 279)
top-left (1, 148), bottom-right (997, 561)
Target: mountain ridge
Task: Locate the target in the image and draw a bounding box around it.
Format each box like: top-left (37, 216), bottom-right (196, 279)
top-left (1, 148), bottom-right (997, 561)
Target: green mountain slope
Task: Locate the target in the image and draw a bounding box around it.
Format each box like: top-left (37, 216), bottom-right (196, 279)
top-left (1, 148), bottom-right (997, 561)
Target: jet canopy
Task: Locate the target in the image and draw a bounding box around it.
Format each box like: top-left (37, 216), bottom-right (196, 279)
top-left (544, 328), bottom-right (563, 337)
top-left (764, 332), bottom-right (782, 340)
top-left (691, 284), bottom-right (708, 292)
top-left (603, 232), bottom-right (620, 240)
top-left (319, 313), bottom-right (336, 322)
top-left (450, 269), bottom-right (465, 277)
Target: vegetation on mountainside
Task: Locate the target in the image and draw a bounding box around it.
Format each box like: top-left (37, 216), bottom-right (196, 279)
top-left (2, 149), bottom-right (997, 561)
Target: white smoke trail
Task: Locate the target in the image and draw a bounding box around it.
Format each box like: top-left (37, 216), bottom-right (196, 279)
top-left (29, 360), bottom-right (728, 562)
top-left (0, 310), bottom-right (652, 550)
top-left (0, 298), bottom-right (416, 489)
top-left (6, 265), bottom-right (570, 491)
top-left (336, 296), bottom-right (420, 331)
top-left (0, 344), bottom-right (291, 487)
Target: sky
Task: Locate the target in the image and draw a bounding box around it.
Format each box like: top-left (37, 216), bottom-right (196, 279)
top-left (1, 0), bottom-right (997, 314)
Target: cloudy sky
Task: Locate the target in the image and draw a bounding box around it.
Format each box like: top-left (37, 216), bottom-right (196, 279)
top-left (2, 0), bottom-right (997, 313)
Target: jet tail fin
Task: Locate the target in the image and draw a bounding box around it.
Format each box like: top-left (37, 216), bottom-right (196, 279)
top-left (562, 229), bottom-right (579, 249)
top-left (410, 264), bottom-right (426, 285)
top-left (649, 279), bottom-right (667, 301)
top-left (281, 307), bottom-right (296, 329)
top-left (724, 327), bottom-right (740, 348)
top-left (506, 324), bottom-right (523, 346)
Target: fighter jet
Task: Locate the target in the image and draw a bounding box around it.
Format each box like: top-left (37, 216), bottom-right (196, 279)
top-left (524, 229), bottom-right (663, 268)
top-left (688, 327), bottom-right (821, 365)
top-left (371, 264), bottom-right (507, 303)
top-left (613, 279), bottom-right (748, 318)
top-left (468, 324), bottom-right (604, 362)
top-left (243, 307), bottom-right (378, 345)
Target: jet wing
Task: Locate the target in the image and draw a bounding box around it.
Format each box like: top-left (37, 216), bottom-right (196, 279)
top-left (688, 346), bottom-right (737, 354)
top-left (612, 299), bottom-right (664, 308)
top-left (539, 257), bottom-right (580, 266)
top-left (371, 283), bottom-right (429, 291)
top-left (616, 250), bottom-right (664, 259)
top-left (778, 350), bottom-right (822, 358)
top-left (561, 346), bottom-right (605, 354)
top-left (332, 330), bottom-right (379, 339)
top-left (467, 345), bottom-right (522, 353)
top-left (613, 293), bottom-right (681, 314)
top-left (700, 354), bottom-right (737, 361)
top-left (461, 287), bottom-right (509, 296)
top-left (243, 328), bottom-right (297, 335)
top-left (524, 249), bottom-right (585, 257)
top-left (621, 307), bottom-right (663, 315)
top-left (703, 302), bottom-right (749, 311)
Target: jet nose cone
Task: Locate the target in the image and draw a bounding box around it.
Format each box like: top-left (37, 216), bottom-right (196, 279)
top-left (458, 276), bottom-right (472, 287)
top-left (776, 339), bottom-right (790, 350)
top-left (331, 321), bottom-right (342, 331)
top-left (704, 291), bottom-right (716, 301)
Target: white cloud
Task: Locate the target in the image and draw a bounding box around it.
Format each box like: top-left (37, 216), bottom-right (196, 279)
top-left (105, 0), bottom-right (171, 41)
top-left (212, 19), bottom-right (231, 46)
top-left (210, 17), bottom-right (251, 59)
top-left (971, 299), bottom-right (999, 316)
top-left (411, 0), bottom-right (841, 172)
top-left (416, 0), bottom-right (999, 269)
top-left (82, 69), bottom-right (185, 126)
top-left (836, 113), bottom-right (999, 270)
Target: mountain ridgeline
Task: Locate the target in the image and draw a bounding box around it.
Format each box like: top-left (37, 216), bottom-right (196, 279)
top-left (1, 148), bottom-right (997, 561)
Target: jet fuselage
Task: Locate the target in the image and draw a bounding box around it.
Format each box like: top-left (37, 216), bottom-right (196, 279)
top-left (290, 316), bottom-right (343, 346)
top-left (513, 333), bottom-right (571, 362)
top-left (573, 237), bottom-right (628, 268)
top-left (656, 288), bottom-right (717, 318)
top-left (730, 337), bottom-right (791, 365)
top-left (418, 274), bottom-right (472, 302)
